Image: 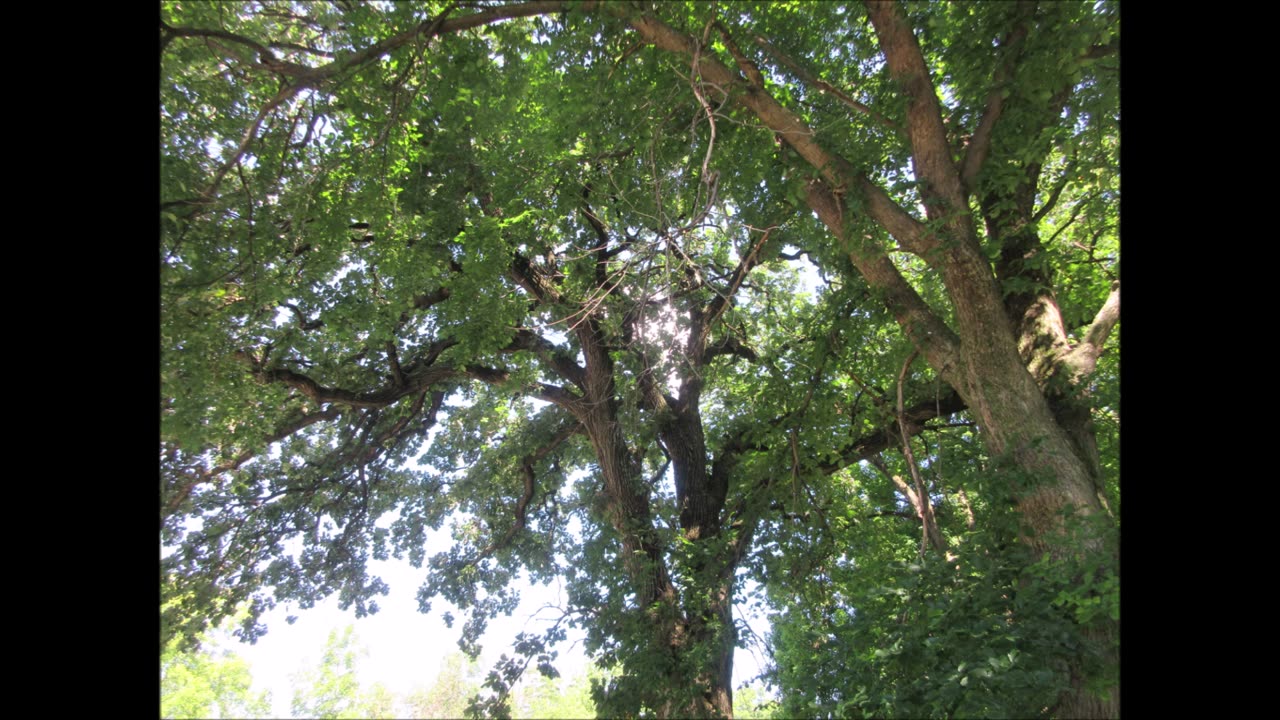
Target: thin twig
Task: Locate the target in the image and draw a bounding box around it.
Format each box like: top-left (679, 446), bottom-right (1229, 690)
top-left (896, 350), bottom-right (943, 555)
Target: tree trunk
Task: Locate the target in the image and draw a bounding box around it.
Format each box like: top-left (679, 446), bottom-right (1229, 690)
top-left (571, 311), bottom-right (738, 718)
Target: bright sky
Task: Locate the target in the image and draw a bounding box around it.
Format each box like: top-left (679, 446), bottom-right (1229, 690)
top-left (236, 536), bottom-right (582, 716)
top-left (234, 526), bottom-right (774, 717)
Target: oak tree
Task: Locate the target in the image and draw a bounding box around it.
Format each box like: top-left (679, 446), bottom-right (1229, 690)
top-left (161, 2), bottom-right (1119, 716)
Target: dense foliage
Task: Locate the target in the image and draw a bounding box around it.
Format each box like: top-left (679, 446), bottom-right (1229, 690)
top-left (161, 1), bottom-right (1119, 717)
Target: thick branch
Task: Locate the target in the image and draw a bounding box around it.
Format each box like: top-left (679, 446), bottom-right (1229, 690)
top-left (1060, 281), bottom-right (1119, 379)
top-left (805, 178), bottom-right (961, 377)
top-left (865, 0), bottom-right (967, 215)
top-left (857, 176), bottom-right (938, 259)
top-left (712, 20), bottom-right (764, 89)
top-left (818, 389), bottom-right (967, 474)
top-left (461, 365), bottom-right (580, 410)
top-left (711, 383), bottom-right (964, 486)
top-left (242, 353), bottom-right (458, 409)
top-left (703, 335), bottom-right (757, 364)
top-left (622, 9), bottom-right (848, 188)
top-left (618, 6), bottom-right (966, 390)
top-left (510, 253), bottom-right (563, 306)
top-left (160, 21), bottom-right (276, 64)
top-left (507, 329), bottom-right (587, 390)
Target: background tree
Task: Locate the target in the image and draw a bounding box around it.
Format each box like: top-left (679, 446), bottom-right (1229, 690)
top-left (730, 684), bottom-right (779, 720)
top-left (510, 662), bottom-right (599, 719)
top-left (161, 613), bottom-right (272, 719)
top-left (289, 625), bottom-right (398, 719)
top-left (161, 2), bottom-right (1118, 717)
top-left (400, 651), bottom-right (603, 719)
top-left (402, 652), bottom-right (486, 719)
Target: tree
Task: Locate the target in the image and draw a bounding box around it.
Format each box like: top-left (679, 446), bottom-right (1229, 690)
top-left (161, 2), bottom-right (1118, 717)
top-left (290, 625), bottom-right (397, 719)
top-left (161, 614), bottom-right (272, 719)
top-left (510, 662), bottom-right (598, 719)
top-left (731, 684), bottom-right (779, 720)
top-left (402, 652), bottom-right (486, 719)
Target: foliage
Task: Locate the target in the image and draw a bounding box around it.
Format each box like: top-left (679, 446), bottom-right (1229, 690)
top-left (161, 1), bottom-right (1119, 717)
top-left (402, 651), bottom-right (486, 719)
top-left (286, 645), bottom-right (603, 720)
top-left (161, 614), bottom-right (272, 719)
top-left (765, 484), bottom-right (1111, 717)
top-left (290, 625), bottom-right (396, 719)
top-left (732, 684), bottom-right (780, 720)
top-left (510, 661), bottom-right (600, 719)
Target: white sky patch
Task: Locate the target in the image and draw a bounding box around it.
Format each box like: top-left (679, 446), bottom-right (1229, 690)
top-left (633, 300), bottom-right (691, 397)
top-left (780, 244), bottom-right (824, 299)
top-left (273, 305), bottom-right (295, 328)
top-left (239, 543), bottom-right (773, 716)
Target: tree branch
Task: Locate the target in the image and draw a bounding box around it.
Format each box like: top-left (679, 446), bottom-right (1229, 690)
top-left (703, 335), bottom-right (757, 364)
top-left (163, 2), bottom-right (579, 216)
top-left (160, 20), bottom-right (276, 64)
top-left (712, 20), bottom-right (764, 89)
top-left (1060, 281), bottom-right (1119, 379)
top-left (473, 417), bottom-right (582, 562)
top-left (865, 0), bottom-right (967, 215)
top-left (1032, 157), bottom-right (1077, 224)
top-left (960, 1), bottom-right (1034, 193)
top-left (818, 389), bottom-right (967, 475)
top-left (896, 351), bottom-right (945, 555)
top-left (621, 6), bottom-right (958, 372)
top-left (507, 329), bottom-right (587, 390)
top-left (161, 406), bottom-right (342, 526)
top-left (805, 178), bottom-right (961, 375)
top-left (465, 364), bottom-right (583, 412)
top-left (241, 353), bottom-right (459, 409)
top-left (699, 224), bottom-right (775, 347)
top-left (856, 175), bottom-right (938, 259)
top-left (747, 31), bottom-right (900, 133)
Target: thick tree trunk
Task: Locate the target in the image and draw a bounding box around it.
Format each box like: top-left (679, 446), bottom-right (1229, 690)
top-left (579, 405), bottom-right (737, 718)
top-left (699, 590), bottom-right (737, 718)
top-left (571, 310), bottom-right (737, 718)
top-left (939, 222), bottom-right (1118, 720)
top-left (654, 398), bottom-right (737, 717)
top-left (860, 4), bottom-right (1119, 713)
top-left (658, 592), bottom-right (736, 719)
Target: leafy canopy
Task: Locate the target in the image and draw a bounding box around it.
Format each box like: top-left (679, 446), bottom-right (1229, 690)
top-left (161, 1), bottom-right (1118, 716)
